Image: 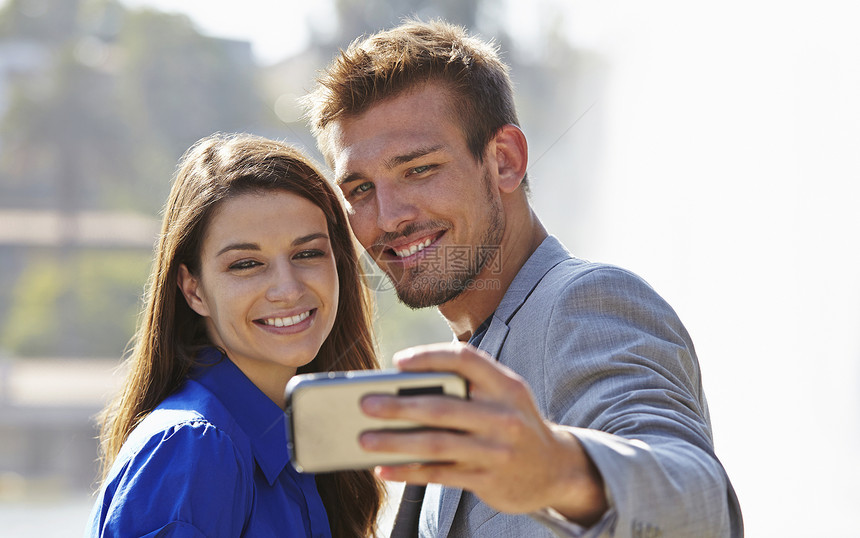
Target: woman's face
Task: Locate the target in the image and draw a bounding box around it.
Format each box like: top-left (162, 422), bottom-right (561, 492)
top-left (178, 190), bottom-right (339, 405)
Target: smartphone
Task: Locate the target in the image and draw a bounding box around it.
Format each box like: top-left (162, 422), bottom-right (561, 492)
top-left (285, 369), bottom-right (468, 473)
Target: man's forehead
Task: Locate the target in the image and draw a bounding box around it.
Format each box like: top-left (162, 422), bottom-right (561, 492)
top-left (329, 117), bottom-right (454, 181)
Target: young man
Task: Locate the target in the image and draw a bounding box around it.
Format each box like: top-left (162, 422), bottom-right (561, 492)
top-left (304, 19), bottom-right (743, 537)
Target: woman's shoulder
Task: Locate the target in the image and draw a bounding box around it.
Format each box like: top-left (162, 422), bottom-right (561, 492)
top-left (91, 381), bottom-right (256, 537)
top-left (113, 379), bottom-right (253, 475)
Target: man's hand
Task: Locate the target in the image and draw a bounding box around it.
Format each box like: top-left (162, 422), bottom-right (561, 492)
top-left (358, 342), bottom-right (608, 526)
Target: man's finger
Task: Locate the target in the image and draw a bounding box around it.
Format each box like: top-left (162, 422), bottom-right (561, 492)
top-left (360, 393), bottom-right (504, 434)
top-left (374, 463), bottom-right (491, 492)
top-left (358, 428), bottom-right (512, 467)
top-left (393, 343), bottom-right (530, 403)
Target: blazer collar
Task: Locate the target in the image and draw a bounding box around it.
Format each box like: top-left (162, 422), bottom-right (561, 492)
top-left (495, 235), bottom-right (572, 323)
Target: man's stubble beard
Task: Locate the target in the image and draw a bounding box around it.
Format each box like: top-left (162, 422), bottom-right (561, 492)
top-left (393, 168), bottom-right (504, 309)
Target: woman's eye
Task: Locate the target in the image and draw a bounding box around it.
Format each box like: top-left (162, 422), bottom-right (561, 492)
top-left (295, 249), bottom-right (325, 260)
top-left (228, 260), bottom-right (260, 270)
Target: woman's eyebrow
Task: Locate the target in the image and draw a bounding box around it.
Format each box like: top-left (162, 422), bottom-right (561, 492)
top-left (215, 233), bottom-right (329, 257)
top-left (216, 242), bottom-right (259, 257)
top-left (292, 232), bottom-right (329, 246)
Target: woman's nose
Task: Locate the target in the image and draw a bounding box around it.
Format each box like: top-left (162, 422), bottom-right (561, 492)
top-left (265, 261), bottom-right (304, 303)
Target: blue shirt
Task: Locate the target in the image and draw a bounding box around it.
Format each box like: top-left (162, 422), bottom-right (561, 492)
top-left (85, 347), bottom-right (331, 537)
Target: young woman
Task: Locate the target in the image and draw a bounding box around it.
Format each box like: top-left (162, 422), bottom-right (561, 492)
top-left (86, 133), bottom-right (384, 537)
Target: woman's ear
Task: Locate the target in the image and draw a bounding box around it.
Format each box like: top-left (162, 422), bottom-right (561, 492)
top-left (492, 124), bottom-right (529, 194)
top-left (177, 264), bottom-right (210, 317)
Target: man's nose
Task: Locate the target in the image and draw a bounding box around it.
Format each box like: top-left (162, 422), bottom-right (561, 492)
top-left (375, 185), bottom-right (418, 233)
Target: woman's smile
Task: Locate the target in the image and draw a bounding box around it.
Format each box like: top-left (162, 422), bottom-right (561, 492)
top-left (256, 308), bottom-right (316, 331)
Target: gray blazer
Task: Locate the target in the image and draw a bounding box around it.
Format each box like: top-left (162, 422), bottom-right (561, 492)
top-left (417, 236), bottom-right (742, 537)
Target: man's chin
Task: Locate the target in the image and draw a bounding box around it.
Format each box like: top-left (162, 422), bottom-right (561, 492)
top-left (393, 276), bottom-right (471, 310)
top-left (395, 290), bottom-right (448, 310)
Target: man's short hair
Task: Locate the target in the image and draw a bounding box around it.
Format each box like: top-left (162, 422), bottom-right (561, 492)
top-left (303, 19), bottom-right (521, 169)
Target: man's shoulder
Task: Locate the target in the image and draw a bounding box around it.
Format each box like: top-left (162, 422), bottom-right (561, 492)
top-left (497, 236), bottom-right (668, 332)
top-left (524, 235), bottom-right (653, 290)
top-left (539, 254), bottom-right (655, 299)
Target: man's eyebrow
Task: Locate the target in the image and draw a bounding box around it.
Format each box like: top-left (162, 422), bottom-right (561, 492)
top-left (336, 171), bottom-right (363, 186)
top-left (215, 233), bottom-right (328, 257)
top-left (384, 145), bottom-right (444, 169)
top-left (336, 145), bottom-right (445, 186)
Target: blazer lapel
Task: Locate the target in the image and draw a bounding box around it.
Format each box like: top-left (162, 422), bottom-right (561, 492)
top-left (495, 235), bottom-right (570, 324)
top-left (435, 316), bottom-right (510, 536)
top-left (478, 315), bottom-right (510, 359)
top-left (433, 236), bottom-right (571, 537)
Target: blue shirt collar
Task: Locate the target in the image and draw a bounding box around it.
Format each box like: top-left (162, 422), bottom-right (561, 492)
top-left (191, 347), bottom-right (291, 486)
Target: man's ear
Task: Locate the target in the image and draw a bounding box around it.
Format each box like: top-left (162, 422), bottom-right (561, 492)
top-left (492, 124), bottom-right (528, 194)
top-left (177, 264), bottom-right (210, 317)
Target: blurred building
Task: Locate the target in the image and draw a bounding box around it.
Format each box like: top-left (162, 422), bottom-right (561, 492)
top-left (0, 209), bottom-right (155, 498)
top-left (0, 356), bottom-right (125, 496)
top-left (0, 0), bottom-right (259, 499)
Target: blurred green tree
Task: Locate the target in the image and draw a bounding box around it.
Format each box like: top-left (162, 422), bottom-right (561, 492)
top-left (0, 0), bottom-right (273, 358)
top-left (0, 0), bottom-right (271, 213)
top-left (0, 250), bottom-right (151, 357)
top-left (116, 7), bottom-right (270, 209)
top-left (0, 0), bottom-right (590, 360)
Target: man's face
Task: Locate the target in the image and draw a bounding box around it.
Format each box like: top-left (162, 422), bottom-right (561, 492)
top-left (329, 83), bottom-right (505, 308)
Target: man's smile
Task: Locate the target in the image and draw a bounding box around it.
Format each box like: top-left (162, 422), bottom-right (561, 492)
top-left (378, 230), bottom-right (446, 264)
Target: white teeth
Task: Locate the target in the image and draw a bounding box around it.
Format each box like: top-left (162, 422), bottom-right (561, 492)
top-left (395, 237), bottom-right (433, 258)
top-left (264, 310), bottom-right (311, 328)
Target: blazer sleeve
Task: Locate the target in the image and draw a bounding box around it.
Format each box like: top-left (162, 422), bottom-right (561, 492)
top-left (533, 265), bottom-right (742, 537)
top-left (91, 421), bottom-right (252, 538)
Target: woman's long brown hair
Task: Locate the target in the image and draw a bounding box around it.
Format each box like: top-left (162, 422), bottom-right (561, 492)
top-left (97, 133), bottom-right (384, 537)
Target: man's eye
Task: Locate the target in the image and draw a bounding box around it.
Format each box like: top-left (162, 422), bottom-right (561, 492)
top-left (410, 165), bottom-right (432, 175)
top-left (350, 182), bottom-right (373, 197)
